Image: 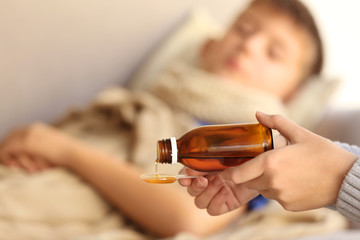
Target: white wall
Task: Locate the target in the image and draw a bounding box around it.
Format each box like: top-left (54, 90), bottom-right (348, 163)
top-left (303, 0), bottom-right (360, 108)
top-left (0, 0), bottom-right (245, 137)
top-left (1, 0), bottom-right (360, 138)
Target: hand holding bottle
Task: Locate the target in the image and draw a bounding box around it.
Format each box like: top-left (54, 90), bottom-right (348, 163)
top-left (179, 112), bottom-right (358, 215)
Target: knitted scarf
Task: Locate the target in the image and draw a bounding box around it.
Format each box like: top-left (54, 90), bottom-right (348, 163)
top-left (149, 59), bottom-right (288, 124)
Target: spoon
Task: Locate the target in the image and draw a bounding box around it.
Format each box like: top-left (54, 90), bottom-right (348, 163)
top-left (140, 173), bottom-right (198, 184)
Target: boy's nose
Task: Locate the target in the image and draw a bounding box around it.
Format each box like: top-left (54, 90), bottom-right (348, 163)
top-left (237, 33), bottom-right (265, 57)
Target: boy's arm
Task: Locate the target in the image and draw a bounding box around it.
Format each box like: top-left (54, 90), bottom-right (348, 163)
top-left (66, 144), bottom-right (245, 237)
top-left (0, 123), bottom-right (245, 237)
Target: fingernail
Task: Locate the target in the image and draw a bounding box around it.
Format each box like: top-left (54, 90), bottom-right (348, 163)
top-left (196, 177), bottom-right (207, 187)
top-left (256, 111), bottom-right (265, 116)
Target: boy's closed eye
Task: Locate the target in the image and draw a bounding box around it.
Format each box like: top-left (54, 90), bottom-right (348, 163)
top-left (267, 43), bottom-right (285, 61)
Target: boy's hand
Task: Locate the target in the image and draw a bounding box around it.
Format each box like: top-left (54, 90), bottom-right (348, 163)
top-left (0, 123), bottom-right (81, 172)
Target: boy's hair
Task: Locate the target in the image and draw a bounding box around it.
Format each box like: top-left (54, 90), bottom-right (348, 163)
top-left (250, 0), bottom-right (323, 78)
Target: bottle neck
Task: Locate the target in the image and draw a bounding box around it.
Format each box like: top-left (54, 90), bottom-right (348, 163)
top-left (156, 137), bottom-right (178, 164)
top-left (262, 125), bottom-right (274, 151)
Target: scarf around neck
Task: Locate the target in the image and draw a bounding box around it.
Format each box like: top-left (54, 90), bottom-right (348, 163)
top-left (149, 59), bottom-right (288, 124)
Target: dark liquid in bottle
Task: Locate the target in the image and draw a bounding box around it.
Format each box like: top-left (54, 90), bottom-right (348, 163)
top-left (180, 156), bottom-right (252, 172)
top-left (157, 123), bottom-right (273, 172)
top-left (177, 124), bottom-right (271, 171)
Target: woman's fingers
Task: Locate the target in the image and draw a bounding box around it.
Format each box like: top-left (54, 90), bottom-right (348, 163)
top-left (199, 178), bottom-right (260, 215)
top-left (186, 176), bottom-right (208, 196)
top-left (178, 167), bottom-right (209, 188)
top-left (222, 155), bottom-right (265, 184)
top-left (256, 111), bottom-right (306, 143)
top-left (207, 185), bottom-right (234, 215)
top-left (194, 175), bottom-right (225, 209)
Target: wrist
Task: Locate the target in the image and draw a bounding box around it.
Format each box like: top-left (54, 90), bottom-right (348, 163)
top-left (336, 158), bottom-right (360, 221)
top-left (60, 139), bottom-right (90, 169)
top-left (64, 141), bottom-right (108, 173)
top-left (330, 148), bottom-right (358, 205)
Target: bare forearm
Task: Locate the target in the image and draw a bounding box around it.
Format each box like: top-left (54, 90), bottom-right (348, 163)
top-left (65, 145), bottom-right (243, 237)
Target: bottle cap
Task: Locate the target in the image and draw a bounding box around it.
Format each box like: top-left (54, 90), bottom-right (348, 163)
top-left (170, 137), bottom-right (177, 164)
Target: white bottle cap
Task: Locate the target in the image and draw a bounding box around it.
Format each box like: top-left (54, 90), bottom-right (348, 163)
top-left (170, 137), bottom-right (178, 164)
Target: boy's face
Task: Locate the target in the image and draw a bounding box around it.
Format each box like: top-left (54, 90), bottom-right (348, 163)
top-left (200, 2), bottom-right (315, 101)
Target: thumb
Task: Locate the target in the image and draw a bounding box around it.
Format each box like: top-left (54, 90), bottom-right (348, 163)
top-left (255, 111), bottom-right (305, 143)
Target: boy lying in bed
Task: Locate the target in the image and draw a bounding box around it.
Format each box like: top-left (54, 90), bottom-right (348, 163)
top-left (0, 0), bottom-right (337, 239)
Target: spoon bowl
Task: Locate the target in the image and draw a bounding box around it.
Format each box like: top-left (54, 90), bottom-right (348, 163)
top-left (140, 173), bottom-right (198, 184)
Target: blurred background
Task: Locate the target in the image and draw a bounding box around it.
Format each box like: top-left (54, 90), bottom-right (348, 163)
top-left (0, 0), bottom-right (359, 138)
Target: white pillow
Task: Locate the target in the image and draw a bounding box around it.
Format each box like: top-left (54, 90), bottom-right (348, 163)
top-left (286, 76), bottom-right (341, 130)
top-left (127, 7), bottom-right (340, 130)
top-left (127, 8), bottom-right (222, 91)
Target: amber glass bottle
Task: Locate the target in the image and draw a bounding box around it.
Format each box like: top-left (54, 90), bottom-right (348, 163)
top-left (156, 123), bottom-right (273, 172)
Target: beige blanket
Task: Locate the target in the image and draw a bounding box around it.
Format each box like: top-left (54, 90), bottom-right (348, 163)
top-left (0, 86), bottom-right (349, 240)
